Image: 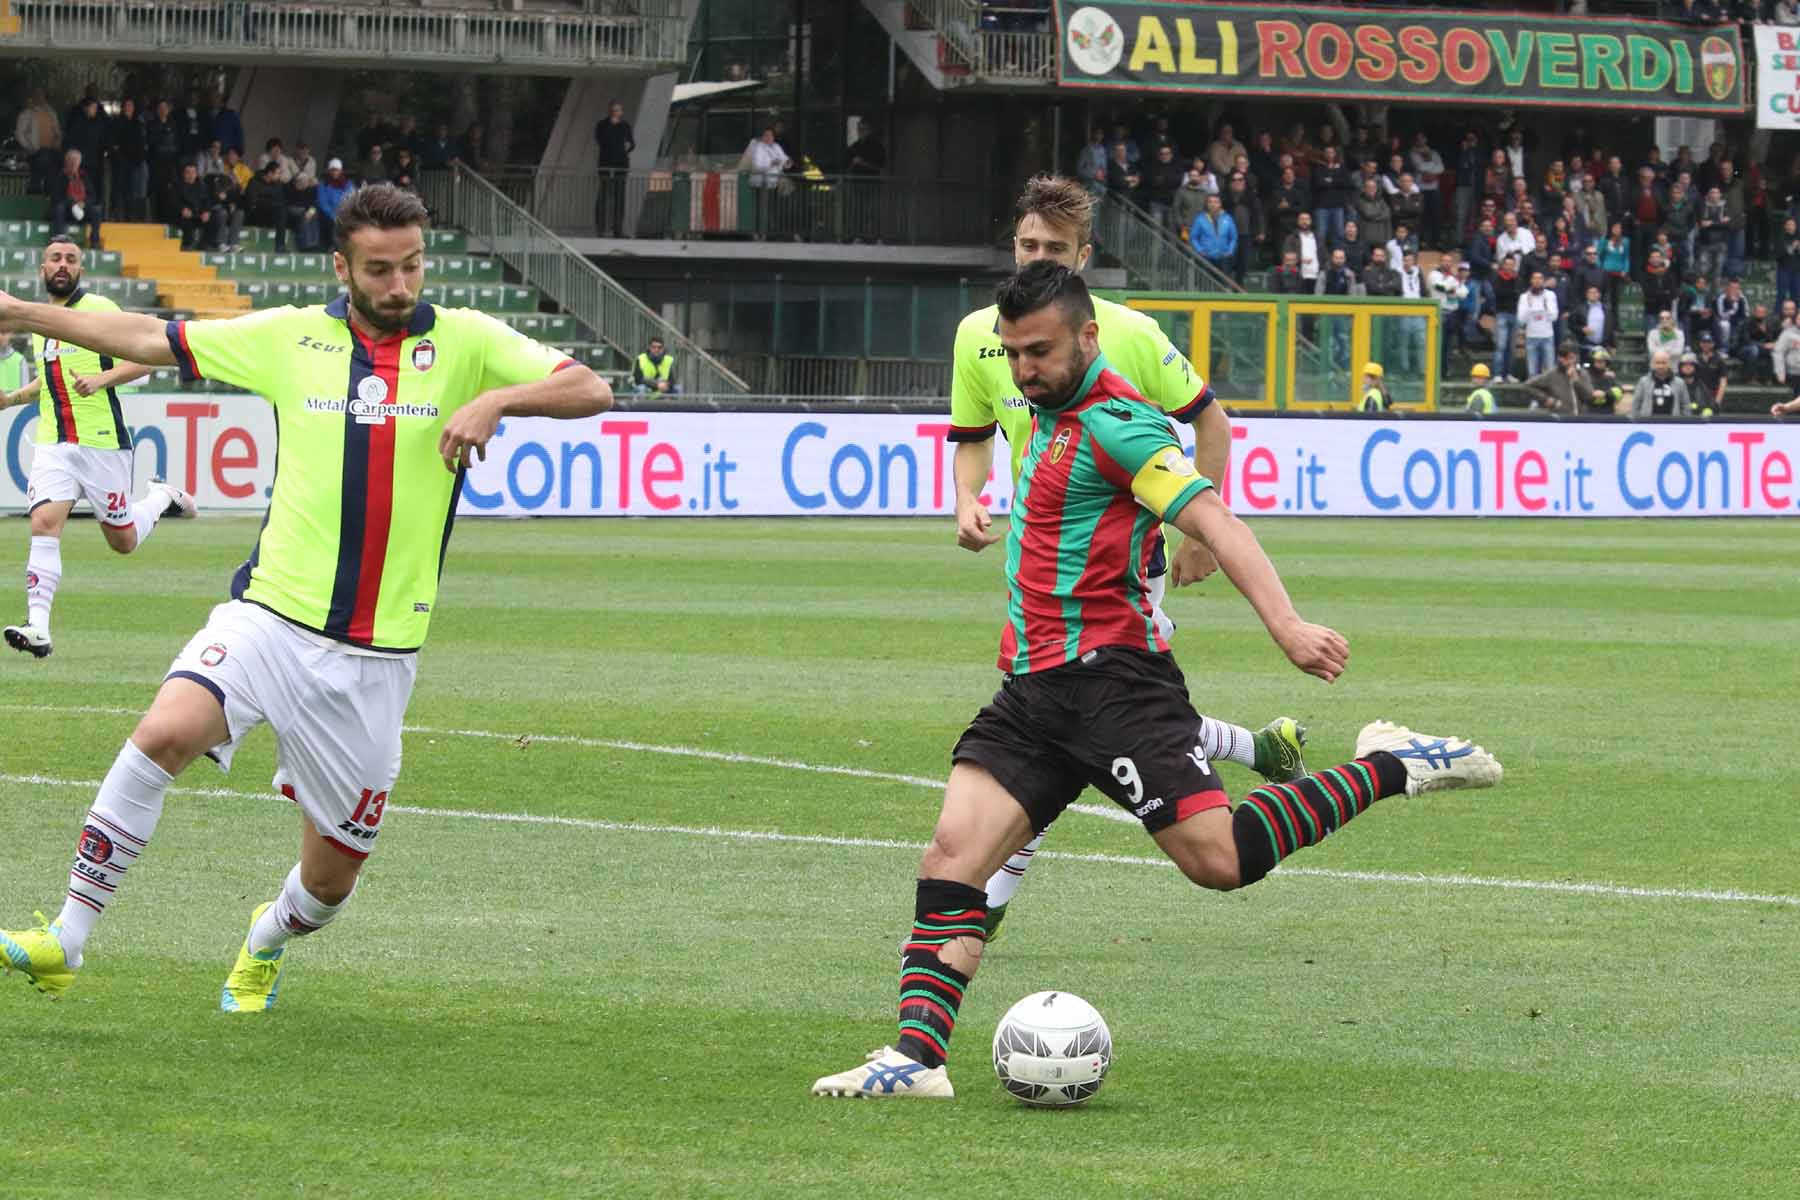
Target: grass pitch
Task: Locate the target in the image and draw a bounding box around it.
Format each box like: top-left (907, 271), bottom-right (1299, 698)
top-left (0, 515), bottom-right (1796, 1199)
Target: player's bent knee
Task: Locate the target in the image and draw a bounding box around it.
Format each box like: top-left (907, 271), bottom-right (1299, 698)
top-left (130, 679), bottom-right (230, 775)
top-left (1175, 849), bottom-right (1243, 892)
top-left (101, 527), bottom-right (138, 554)
top-left (1157, 820), bottom-right (1244, 891)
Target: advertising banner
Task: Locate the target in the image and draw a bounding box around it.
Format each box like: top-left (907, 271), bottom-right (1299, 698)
top-left (4, 400), bottom-right (1796, 518)
top-left (1754, 24), bottom-right (1800, 129)
top-left (1055, 1), bottom-right (1745, 114)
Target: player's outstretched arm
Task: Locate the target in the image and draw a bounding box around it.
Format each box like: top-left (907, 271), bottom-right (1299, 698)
top-left (1169, 488), bottom-right (1347, 682)
top-left (439, 363), bottom-right (612, 472)
top-left (0, 291), bottom-right (175, 367)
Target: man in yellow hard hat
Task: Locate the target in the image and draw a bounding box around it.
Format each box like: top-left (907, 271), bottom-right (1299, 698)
top-left (1466, 362), bottom-right (1494, 414)
top-left (1360, 360), bottom-right (1390, 412)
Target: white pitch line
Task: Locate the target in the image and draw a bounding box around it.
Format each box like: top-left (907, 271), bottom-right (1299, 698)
top-left (2, 770), bottom-right (1796, 909)
top-left (0, 701), bottom-right (1136, 822)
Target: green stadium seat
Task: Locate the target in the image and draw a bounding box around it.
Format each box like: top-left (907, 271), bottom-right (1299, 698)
top-left (541, 315), bottom-right (576, 339)
top-left (468, 258), bottom-right (500, 281)
top-left (241, 281), bottom-right (271, 306)
top-left (514, 315), bottom-right (545, 336)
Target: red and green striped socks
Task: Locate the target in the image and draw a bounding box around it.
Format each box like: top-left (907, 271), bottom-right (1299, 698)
top-left (895, 879), bottom-right (987, 1068)
top-left (1232, 752), bottom-right (1409, 886)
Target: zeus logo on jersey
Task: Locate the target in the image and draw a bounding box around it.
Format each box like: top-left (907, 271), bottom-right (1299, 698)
top-left (295, 335), bottom-right (348, 354)
top-left (978, 346), bottom-right (1006, 360)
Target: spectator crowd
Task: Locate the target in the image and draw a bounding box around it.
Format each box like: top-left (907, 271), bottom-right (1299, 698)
top-left (1082, 106), bottom-right (1800, 412)
top-left (14, 84), bottom-right (483, 252)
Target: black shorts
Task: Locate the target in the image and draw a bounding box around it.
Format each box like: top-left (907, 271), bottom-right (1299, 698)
top-left (951, 647), bottom-right (1229, 836)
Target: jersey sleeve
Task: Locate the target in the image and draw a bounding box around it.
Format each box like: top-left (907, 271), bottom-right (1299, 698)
top-left (469, 309), bottom-right (578, 392)
top-left (1089, 406), bottom-right (1215, 522)
top-left (165, 307), bottom-right (298, 391)
top-left (1118, 309), bottom-right (1213, 423)
top-left (947, 311), bottom-right (998, 442)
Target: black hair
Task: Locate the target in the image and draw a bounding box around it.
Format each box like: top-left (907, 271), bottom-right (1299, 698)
top-left (994, 260), bottom-right (1094, 330)
top-left (44, 234), bottom-right (80, 252)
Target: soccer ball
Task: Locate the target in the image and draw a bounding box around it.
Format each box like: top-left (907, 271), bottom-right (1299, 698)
top-left (991, 990), bottom-right (1112, 1107)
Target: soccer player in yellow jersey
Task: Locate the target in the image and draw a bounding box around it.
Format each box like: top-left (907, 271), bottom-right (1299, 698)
top-left (947, 177), bottom-right (1307, 938)
top-left (0, 185), bottom-right (612, 1010)
top-left (1, 237), bottom-right (190, 659)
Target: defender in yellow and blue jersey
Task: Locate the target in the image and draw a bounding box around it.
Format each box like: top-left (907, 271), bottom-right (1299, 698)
top-left (0, 187), bottom-right (612, 1010)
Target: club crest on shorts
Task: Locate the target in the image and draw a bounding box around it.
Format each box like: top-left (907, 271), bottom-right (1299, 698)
top-left (1050, 427), bottom-right (1073, 464)
top-left (200, 643), bottom-right (228, 667)
top-left (411, 339), bottom-right (435, 372)
top-left (77, 823), bottom-right (114, 864)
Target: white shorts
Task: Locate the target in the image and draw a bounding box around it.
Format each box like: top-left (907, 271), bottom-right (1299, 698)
top-left (165, 600), bottom-right (419, 860)
top-left (27, 443), bottom-right (134, 526)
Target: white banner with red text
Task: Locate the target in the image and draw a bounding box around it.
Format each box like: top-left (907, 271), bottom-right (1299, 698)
top-left (3, 398), bottom-right (1797, 517)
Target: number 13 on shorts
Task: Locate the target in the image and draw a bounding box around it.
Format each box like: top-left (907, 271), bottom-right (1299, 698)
top-left (350, 788), bottom-right (388, 828)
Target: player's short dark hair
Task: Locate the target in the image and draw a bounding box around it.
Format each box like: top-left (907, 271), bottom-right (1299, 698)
top-left (43, 235), bottom-right (80, 254)
top-left (995, 260), bottom-right (1094, 332)
top-left (1016, 174), bottom-right (1095, 247)
top-left (333, 183), bottom-right (430, 259)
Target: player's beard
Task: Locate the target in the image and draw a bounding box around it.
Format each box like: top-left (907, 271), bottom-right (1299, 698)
top-left (1020, 341), bottom-right (1089, 410)
top-left (347, 278), bottom-right (417, 337)
top-left (43, 268), bottom-right (79, 298)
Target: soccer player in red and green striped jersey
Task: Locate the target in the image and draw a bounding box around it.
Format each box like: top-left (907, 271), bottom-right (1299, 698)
top-left (948, 176), bottom-right (1305, 938)
top-left (814, 262), bottom-right (1501, 1100)
top-left (1, 237), bottom-right (188, 660)
top-left (0, 185), bottom-right (613, 1009)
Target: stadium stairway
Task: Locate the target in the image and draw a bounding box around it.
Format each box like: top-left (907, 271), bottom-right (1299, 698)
top-left (102, 222), bottom-right (251, 320)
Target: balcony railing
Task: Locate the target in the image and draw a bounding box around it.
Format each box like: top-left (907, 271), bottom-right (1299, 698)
top-left (0, 0), bottom-right (687, 70)
top-left (903, 0), bottom-right (1053, 84)
top-left (487, 167), bottom-right (1011, 247)
top-left (421, 165), bottom-right (749, 396)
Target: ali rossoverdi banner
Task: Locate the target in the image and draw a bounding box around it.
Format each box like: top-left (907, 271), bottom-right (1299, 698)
top-left (1055, 1), bottom-right (1745, 114)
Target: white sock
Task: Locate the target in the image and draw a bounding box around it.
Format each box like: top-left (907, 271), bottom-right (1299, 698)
top-left (56, 739), bottom-right (170, 968)
top-left (1198, 716), bottom-right (1259, 770)
top-left (984, 834), bottom-right (1043, 909)
top-left (249, 864), bottom-right (355, 956)
top-left (25, 535), bottom-right (60, 630)
top-left (127, 488), bottom-right (166, 549)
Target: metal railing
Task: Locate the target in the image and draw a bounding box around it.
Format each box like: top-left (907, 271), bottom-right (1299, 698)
top-left (1093, 192), bottom-right (1241, 296)
top-left (486, 167), bottom-right (1009, 246)
top-left (713, 354), bottom-right (949, 398)
top-left (903, 0), bottom-right (1054, 84)
top-left (0, 0), bottom-right (687, 70)
top-left (970, 30), bottom-right (1055, 81)
top-left (422, 165), bottom-right (749, 396)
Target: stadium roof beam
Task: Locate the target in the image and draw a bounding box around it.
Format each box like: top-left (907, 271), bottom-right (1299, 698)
top-left (0, 0), bottom-right (689, 76)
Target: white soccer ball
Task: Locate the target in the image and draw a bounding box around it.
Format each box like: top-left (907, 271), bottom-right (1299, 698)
top-left (992, 990), bottom-right (1112, 1107)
